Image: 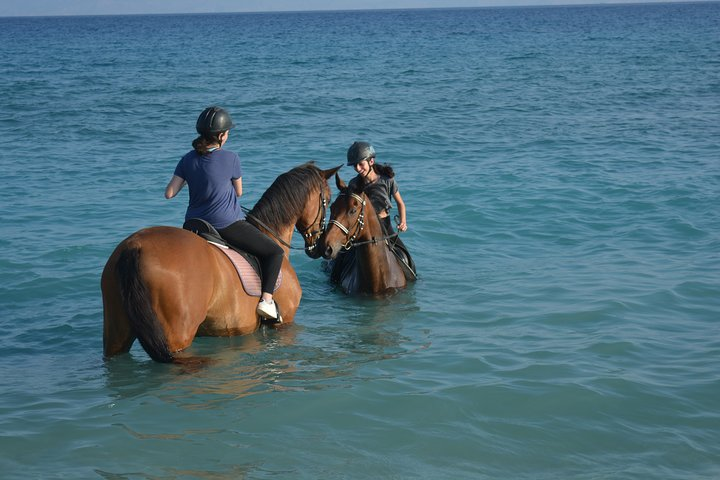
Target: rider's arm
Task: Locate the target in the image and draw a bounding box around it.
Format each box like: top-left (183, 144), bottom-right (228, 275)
top-left (394, 190), bottom-right (407, 231)
top-left (233, 177), bottom-right (243, 197)
top-left (165, 175), bottom-right (186, 199)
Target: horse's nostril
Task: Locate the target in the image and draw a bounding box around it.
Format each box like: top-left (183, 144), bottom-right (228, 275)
top-left (324, 245), bottom-right (333, 258)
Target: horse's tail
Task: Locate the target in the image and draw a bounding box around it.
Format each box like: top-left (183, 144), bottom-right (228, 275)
top-left (116, 246), bottom-right (174, 363)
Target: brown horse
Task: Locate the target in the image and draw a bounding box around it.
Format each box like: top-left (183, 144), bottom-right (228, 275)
top-left (318, 174), bottom-right (416, 295)
top-left (102, 162), bottom-right (340, 362)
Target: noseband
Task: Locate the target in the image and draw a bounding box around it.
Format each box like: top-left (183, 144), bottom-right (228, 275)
top-left (328, 192), bottom-right (366, 250)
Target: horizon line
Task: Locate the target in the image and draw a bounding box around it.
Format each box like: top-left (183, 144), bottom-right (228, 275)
top-left (0, 0), bottom-right (716, 19)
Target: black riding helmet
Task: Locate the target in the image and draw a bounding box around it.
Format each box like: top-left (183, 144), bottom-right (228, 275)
top-left (196, 106), bottom-right (236, 135)
top-left (347, 141), bottom-right (376, 166)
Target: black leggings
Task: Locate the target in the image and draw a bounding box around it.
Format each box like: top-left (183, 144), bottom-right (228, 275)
top-left (218, 220), bottom-right (284, 295)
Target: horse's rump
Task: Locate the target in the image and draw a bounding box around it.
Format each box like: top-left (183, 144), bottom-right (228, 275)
top-left (115, 245), bottom-right (173, 363)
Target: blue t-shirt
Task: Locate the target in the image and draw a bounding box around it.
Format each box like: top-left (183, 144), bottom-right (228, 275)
top-left (173, 148), bottom-right (245, 229)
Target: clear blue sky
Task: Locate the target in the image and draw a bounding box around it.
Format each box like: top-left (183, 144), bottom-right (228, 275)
top-left (0, 0), bottom-right (707, 17)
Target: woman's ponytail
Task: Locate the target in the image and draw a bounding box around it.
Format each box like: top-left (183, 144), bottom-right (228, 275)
top-left (192, 133), bottom-right (222, 155)
top-left (373, 163), bottom-right (395, 178)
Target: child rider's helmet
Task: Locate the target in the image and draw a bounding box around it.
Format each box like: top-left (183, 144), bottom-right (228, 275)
top-left (347, 141), bottom-right (376, 166)
top-left (196, 106), bottom-right (236, 135)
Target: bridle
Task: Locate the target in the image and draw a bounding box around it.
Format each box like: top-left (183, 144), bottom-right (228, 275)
top-left (297, 188), bottom-right (329, 255)
top-left (327, 191), bottom-right (367, 250)
top-left (327, 190), bottom-right (402, 251)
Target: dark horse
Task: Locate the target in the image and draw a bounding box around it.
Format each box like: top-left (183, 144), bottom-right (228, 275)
top-left (102, 163), bottom-right (340, 362)
top-left (317, 174), bottom-right (416, 295)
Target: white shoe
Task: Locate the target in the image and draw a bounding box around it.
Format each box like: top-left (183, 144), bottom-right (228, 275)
top-left (256, 299), bottom-right (278, 319)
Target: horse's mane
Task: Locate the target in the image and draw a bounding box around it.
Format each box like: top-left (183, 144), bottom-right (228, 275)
top-left (248, 162), bottom-right (325, 228)
top-left (347, 180), bottom-right (363, 195)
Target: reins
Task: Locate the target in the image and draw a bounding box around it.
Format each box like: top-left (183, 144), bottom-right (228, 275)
top-left (351, 232), bottom-right (399, 247)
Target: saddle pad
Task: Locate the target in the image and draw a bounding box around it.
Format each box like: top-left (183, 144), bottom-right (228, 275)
top-left (210, 242), bottom-right (282, 297)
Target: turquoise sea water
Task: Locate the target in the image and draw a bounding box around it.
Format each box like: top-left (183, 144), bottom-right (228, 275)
top-left (1, 3), bottom-right (719, 478)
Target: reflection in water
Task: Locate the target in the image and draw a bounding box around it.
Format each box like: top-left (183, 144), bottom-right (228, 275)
top-left (96, 464), bottom-right (255, 480)
top-left (98, 288), bottom-right (427, 479)
top-left (280, 285), bottom-right (428, 386)
top-left (104, 286), bottom-right (426, 409)
top-left (103, 325), bottom-right (300, 405)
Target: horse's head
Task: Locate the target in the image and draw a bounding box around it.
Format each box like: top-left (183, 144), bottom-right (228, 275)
top-left (318, 173), bottom-right (369, 260)
top-left (297, 164), bottom-right (342, 259)
top-left (247, 163), bottom-right (341, 258)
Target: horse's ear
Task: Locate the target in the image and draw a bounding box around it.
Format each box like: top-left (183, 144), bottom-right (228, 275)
top-left (324, 165), bottom-right (342, 180)
top-left (335, 172), bottom-right (347, 190)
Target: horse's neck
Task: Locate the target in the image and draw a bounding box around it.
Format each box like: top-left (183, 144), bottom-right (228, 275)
top-left (253, 218), bottom-right (294, 255)
top-left (250, 184), bottom-right (319, 253)
top-left (270, 223), bottom-right (295, 250)
top-left (273, 224), bottom-right (295, 252)
top-left (356, 209), bottom-right (385, 250)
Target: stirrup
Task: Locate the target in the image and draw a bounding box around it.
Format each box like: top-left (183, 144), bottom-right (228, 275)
top-left (257, 300), bottom-right (283, 324)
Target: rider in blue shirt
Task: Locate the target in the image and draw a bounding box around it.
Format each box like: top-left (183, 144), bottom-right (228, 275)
top-left (165, 106), bottom-right (282, 320)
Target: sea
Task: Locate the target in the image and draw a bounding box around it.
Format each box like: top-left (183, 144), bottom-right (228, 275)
top-left (1, 3), bottom-right (719, 478)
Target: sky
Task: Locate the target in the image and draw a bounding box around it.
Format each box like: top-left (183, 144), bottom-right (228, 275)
top-left (0, 0), bottom-right (709, 17)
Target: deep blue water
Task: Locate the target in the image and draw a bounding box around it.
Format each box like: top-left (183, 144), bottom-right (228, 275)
top-left (1, 3), bottom-right (719, 478)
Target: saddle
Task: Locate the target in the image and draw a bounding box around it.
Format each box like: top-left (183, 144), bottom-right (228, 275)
top-left (182, 218), bottom-right (281, 297)
top-left (389, 240), bottom-right (417, 281)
